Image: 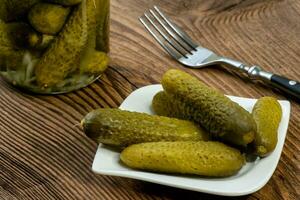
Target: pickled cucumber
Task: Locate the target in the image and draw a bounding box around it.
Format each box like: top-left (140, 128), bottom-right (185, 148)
top-left (0, 0), bottom-right (40, 22)
top-left (95, 0), bottom-right (110, 52)
top-left (34, 0), bottom-right (90, 87)
top-left (0, 22), bottom-right (18, 49)
top-left (0, 22), bottom-right (26, 70)
top-left (0, 51), bottom-right (25, 71)
top-left (162, 69), bottom-right (256, 146)
top-left (46, 0), bottom-right (82, 6)
top-left (28, 3), bottom-right (71, 35)
top-left (252, 97), bottom-right (282, 157)
top-left (78, 0), bottom-right (99, 73)
top-left (29, 34), bottom-right (55, 50)
top-left (152, 91), bottom-right (188, 119)
top-left (80, 51), bottom-right (109, 74)
top-left (0, 22), bottom-right (53, 51)
top-left (5, 23), bottom-right (41, 49)
top-left (121, 141), bottom-right (245, 177)
top-left (1, 51), bottom-right (41, 87)
top-left (81, 108), bottom-right (210, 147)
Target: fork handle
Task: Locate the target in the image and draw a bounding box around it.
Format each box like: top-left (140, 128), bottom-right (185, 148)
top-left (247, 66), bottom-right (300, 99)
top-left (219, 58), bottom-right (300, 99)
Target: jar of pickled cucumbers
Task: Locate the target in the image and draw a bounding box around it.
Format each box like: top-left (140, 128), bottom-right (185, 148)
top-left (0, 0), bottom-right (110, 94)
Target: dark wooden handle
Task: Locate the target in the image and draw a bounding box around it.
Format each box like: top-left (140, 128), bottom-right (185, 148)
top-left (271, 74), bottom-right (300, 99)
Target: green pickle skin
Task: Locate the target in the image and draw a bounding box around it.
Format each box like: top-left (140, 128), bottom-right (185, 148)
top-left (0, 21), bottom-right (52, 71)
top-left (252, 97), bottom-right (282, 157)
top-left (0, 21), bottom-right (54, 51)
top-left (28, 3), bottom-right (71, 35)
top-left (46, 0), bottom-right (82, 6)
top-left (95, 0), bottom-right (110, 52)
top-left (0, 0), bottom-right (109, 93)
top-left (0, 22), bottom-right (26, 70)
top-left (0, 22), bottom-right (22, 50)
top-left (0, 50), bottom-right (25, 71)
top-left (29, 34), bottom-right (55, 50)
top-left (0, 22), bottom-right (35, 48)
top-left (152, 91), bottom-right (190, 120)
top-left (80, 51), bottom-right (109, 74)
top-left (78, 0), bottom-right (99, 74)
top-left (161, 69), bottom-right (256, 146)
top-left (121, 141), bottom-right (245, 177)
top-left (81, 108), bottom-right (210, 147)
top-left (34, 0), bottom-right (95, 87)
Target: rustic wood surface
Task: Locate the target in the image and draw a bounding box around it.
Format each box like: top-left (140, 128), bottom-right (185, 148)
top-left (1, 0), bottom-right (299, 199)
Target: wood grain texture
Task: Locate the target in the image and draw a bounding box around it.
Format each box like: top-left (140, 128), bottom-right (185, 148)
top-left (1, 0), bottom-right (300, 199)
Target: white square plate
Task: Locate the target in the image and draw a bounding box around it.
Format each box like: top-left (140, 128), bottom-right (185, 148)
top-left (92, 84), bottom-right (291, 196)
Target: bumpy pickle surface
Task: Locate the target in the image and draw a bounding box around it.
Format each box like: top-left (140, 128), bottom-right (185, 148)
top-left (121, 141), bottom-right (245, 177)
top-left (29, 34), bottom-right (55, 50)
top-left (152, 91), bottom-right (191, 119)
top-left (0, 50), bottom-right (25, 72)
top-left (46, 0), bottom-right (82, 6)
top-left (6, 23), bottom-right (43, 49)
top-left (0, 23), bottom-right (34, 49)
top-left (0, 22), bottom-right (54, 77)
top-left (252, 97), bottom-right (282, 157)
top-left (0, 22), bottom-right (26, 70)
top-left (82, 108), bottom-right (209, 147)
top-left (34, 0), bottom-right (96, 87)
top-left (80, 51), bottom-right (109, 74)
top-left (78, 0), bottom-right (99, 73)
top-left (28, 3), bottom-right (71, 35)
top-left (95, 0), bottom-right (110, 52)
top-left (0, 0), bottom-right (109, 93)
top-left (0, 23), bottom-right (20, 51)
top-left (0, 22), bottom-right (53, 51)
top-left (161, 69), bottom-right (256, 146)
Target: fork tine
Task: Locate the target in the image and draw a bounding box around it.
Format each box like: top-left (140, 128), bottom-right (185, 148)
top-left (139, 17), bottom-right (181, 60)
top-left (154, 6), bottom-right (198, 50)
top-left (143, 12), bottom-right (188, 57)
top-left (149, 9), bottom-right (192, 53)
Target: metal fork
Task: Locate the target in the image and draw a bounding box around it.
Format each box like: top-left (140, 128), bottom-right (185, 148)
top-left (139, 6), bottom-right (300, 99)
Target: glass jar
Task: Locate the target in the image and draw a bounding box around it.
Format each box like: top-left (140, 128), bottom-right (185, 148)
top-left (0, 0), bottom-right (110, 94)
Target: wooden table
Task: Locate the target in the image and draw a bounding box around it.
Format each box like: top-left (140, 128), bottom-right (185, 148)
top-left (1, 0), bottom-right (299, 199)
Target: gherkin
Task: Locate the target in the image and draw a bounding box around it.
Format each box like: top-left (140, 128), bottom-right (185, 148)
top-left (152, 91), bottom-right (189, 119)
top-left (5, 23), bottom-right (43, 49)
top-left (29, 34), bottom-right (55, 50)
top-left (80, 51), bottom-right (109, 74)
top-left (0, 50), bottom-right (25, 71)
top-left (121, 141), bottom-right (245, 177)
top-left (0, 22), bottom-right (26, 70)
top-left (95, 0), bottom-right (110, 52)
top-left (252, 97), bottom-right (282, 157)
top-left (78, 0), bottom-right (99, 74)
top-left (34, 0), bottom-right (96, 87)
top-left (161, 69), bottom-right (256, 146)
top-left (28, 3), bottom-right (71, 35)
top-left (0, 22), bottom-right (53, 51)
top-left (46, 0), bottom-right (82, 6)
top-left (81, 108), bottom-right (209, 147)
top-left (0, 22), bottom-right (40, 83)
top-left (0, 22), bottom-right (19, 49)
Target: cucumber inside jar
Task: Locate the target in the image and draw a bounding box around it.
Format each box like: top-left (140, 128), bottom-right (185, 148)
top-left (0, 0), bottom-right (110, 94)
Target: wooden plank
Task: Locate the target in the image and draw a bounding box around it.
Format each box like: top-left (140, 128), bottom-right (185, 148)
top-left (0, 0), bottom-right (299, 199)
